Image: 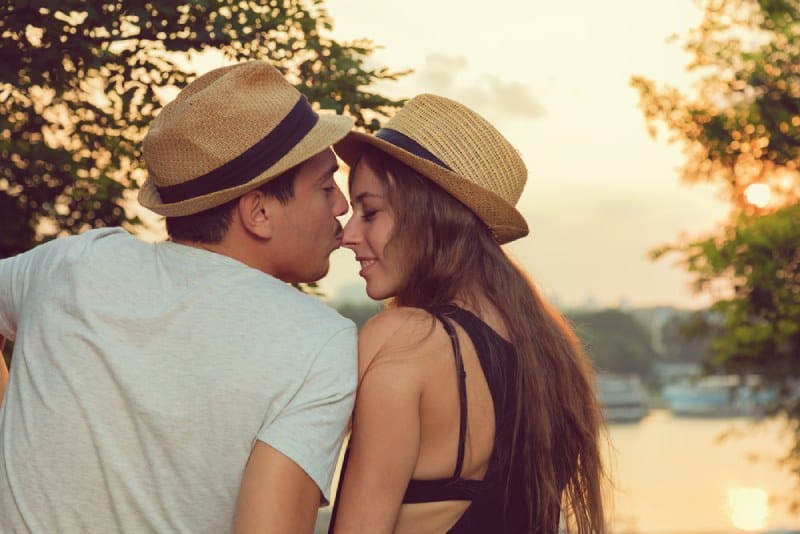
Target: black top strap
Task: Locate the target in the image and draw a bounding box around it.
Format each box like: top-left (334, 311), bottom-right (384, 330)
top-left (432, 311), bottom-right (468, 479)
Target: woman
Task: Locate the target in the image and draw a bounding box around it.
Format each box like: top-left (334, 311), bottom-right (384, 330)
top-left (330, 94), bottom-right (605, 533)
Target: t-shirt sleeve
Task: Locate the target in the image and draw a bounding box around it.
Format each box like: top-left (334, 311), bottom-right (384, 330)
top-left (256, 323), bottom-right (357, 504)
top-left (0, 244), bottom-right (50, 340)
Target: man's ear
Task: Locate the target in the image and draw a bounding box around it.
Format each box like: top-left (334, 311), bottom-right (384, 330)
top-left (236, 189), bottom-right (274, 239)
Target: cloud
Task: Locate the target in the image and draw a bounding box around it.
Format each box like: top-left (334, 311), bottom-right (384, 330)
top-left (412, 54), bottom-right (546, 120)
top-left (416, 53), bottom-right (469, 90)
top-left (462, 77), bottom-right (545, 119)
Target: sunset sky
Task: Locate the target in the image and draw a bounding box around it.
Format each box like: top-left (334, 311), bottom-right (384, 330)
top-left (304, 0), bottom-right (732, 309)
top-left (167, 1), bottom-right (735, 309)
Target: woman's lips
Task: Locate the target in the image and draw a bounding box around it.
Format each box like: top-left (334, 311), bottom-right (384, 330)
top-left (357, 258), bottom-right (377, 277)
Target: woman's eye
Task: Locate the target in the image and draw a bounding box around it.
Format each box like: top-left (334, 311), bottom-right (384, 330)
top-left (362, 210), bottom-right (377, 221)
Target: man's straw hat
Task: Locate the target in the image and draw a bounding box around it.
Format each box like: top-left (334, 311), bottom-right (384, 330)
top-left (139, 61), bottom-right (353, 216)
top-left (334, 94), bottom-right (528, 244)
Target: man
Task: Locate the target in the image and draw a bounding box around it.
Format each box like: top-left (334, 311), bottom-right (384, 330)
top-left (0, 61), bottom-right (357, 533)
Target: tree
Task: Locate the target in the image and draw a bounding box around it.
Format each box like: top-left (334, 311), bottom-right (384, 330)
top-left (568, 309), bottom-right (659, 384)
top-left (335, 301), bottom-right (384, 330)
top-left (659, 312), bottom-right (713, 364)
top-left (631, 0), bottom-right (800, 498)
top-left (0, 0), bottom-right (406, 258)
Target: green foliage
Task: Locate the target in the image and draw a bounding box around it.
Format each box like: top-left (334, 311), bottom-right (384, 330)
top-left (657, 205), bottom-right (800, 383)
top-left (654, 205), bottom-right (800, 493)
top-left (0, 0), bottom-right (407, 258)
top-left (633, 0), bottom-right (800, 494)
top-left (658, 311), bottom-right (714, 364)
top-left (568, 309), bottom-right (658, 382)
top-left (335, 300), bottom-right (384, 330)
top-left (631, 0), bottom-right (800, 206)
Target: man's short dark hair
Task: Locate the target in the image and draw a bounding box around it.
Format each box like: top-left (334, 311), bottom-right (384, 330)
top-left (165, 164), bottom-right (300, 244)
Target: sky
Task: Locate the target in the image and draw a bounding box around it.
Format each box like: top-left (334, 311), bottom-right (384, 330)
top-left (137, 1), bottom-right (733, 309)
top-left (305, 0), bottom-right (733, 309)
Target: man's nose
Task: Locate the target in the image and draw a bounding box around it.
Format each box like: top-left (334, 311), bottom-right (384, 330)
top-left (333, 186), bottom-right (348, 217)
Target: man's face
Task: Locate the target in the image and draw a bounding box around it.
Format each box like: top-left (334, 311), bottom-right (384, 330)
top-left (266, 148), bottom-right (348, 283)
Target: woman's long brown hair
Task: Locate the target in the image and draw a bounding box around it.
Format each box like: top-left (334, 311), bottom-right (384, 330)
top-left (356, 147), bottom-right (606, 533)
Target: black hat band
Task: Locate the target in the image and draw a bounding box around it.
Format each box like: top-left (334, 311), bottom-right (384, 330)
top-left (157, 95), bottom-right (319, 204)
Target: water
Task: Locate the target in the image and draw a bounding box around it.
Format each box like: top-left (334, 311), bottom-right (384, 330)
top-left (605, 409), bottom-right (799, 533)
top-left (317, 410), bottom-right (799, 533)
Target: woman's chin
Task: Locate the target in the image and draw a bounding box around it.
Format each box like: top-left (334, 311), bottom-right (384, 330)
top-left (365, 285), bottom-right (394, 301)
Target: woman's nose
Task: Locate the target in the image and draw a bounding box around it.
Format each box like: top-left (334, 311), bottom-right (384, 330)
top-left (341, 215), bottom-right (360, 249)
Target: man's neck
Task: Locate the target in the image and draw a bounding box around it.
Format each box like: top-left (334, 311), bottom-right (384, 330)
top-left (172, 237), bottom-right (273, 277)
top-left (172, 239), bottom-right (228, 257)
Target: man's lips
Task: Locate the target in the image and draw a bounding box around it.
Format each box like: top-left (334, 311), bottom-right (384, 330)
top-left (334, 223), bottom-right (344, 246)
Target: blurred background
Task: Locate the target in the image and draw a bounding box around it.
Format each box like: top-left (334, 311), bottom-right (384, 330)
top-left (2, 1), bottom-right (799, 532)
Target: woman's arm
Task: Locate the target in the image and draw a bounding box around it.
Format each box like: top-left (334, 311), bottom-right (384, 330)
top-left (0, 336), bottom-right (8, 407)
top-left (332, 311), bottom-right (425, 534)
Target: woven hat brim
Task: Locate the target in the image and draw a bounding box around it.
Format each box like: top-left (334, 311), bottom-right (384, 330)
top-left (335, 131), bottom-right (529, 244)
top-left (139, 114), bottom-right (353, 217)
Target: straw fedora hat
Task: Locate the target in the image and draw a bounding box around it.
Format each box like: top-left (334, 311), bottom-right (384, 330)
top-left (139, 61), bottom-right (353, 216)
top-left (334, 94), bottom-right (528, 244)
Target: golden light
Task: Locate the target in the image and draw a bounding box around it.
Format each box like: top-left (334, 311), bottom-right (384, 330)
top-left (744, 183), bottom-right (771, 208)
top-left (727, 487), bottom-right (769, 531)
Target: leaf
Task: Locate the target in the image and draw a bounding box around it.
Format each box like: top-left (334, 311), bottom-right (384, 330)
top-left (0, 0), bottom-right (407, 258)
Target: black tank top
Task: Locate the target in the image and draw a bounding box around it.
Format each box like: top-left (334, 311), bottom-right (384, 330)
top-left (329, 305), bottom-right (550, 533)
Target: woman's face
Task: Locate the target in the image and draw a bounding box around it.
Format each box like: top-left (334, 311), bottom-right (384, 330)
top-left (342, 160), bottom-right (405, 300)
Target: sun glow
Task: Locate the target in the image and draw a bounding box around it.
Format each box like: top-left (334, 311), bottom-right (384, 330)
top-left (744, 183), bottom-right (771, 208)
top-left (727, 487), bottom-right (769, 531)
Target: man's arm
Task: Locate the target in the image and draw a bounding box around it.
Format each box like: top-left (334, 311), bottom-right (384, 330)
top-left (235, 323), bottom-right (356, 532)
top-left (233, 441), bottom-right (321, 533)
top-left (0, 336), bottom-right (8, 407)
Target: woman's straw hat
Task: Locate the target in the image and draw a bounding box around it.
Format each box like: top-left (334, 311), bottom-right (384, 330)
top-left (334, 94), bottom-right (528, 243)
top-left (139, 61), bottom-right (353, 216)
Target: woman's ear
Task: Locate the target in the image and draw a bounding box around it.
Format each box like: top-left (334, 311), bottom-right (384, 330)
top-left (236, 189), bottom-right (274, 239)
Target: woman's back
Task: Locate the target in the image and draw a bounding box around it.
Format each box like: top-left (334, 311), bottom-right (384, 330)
top-left (331, 303), bottom-right (549, 533)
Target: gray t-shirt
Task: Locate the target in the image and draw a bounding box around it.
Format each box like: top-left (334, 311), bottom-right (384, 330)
top-left (0, 228), bottom-right (357, 533)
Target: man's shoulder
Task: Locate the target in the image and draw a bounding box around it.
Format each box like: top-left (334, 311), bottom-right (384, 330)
top-left (262, 285), bottom-right (354, 332)
top-left (19, 227), bottom-right (129, 253)
top-left (241, 287), bottom-right (356, 373)
top-left (2, 228), bottom-right (131, 271)
top-left (60, 227), bottom-right (130, 247)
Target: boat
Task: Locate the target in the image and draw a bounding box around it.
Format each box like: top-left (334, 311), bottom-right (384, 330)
top-left (596, 374), bottom-right (650, 423)
top-left (661, 374), bottom-right (776, 417)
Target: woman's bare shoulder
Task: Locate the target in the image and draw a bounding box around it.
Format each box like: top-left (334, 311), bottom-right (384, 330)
top-left (357, 307), bottom-right (443, 374)
top-left (362, 306), bottom-right (433, 335)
